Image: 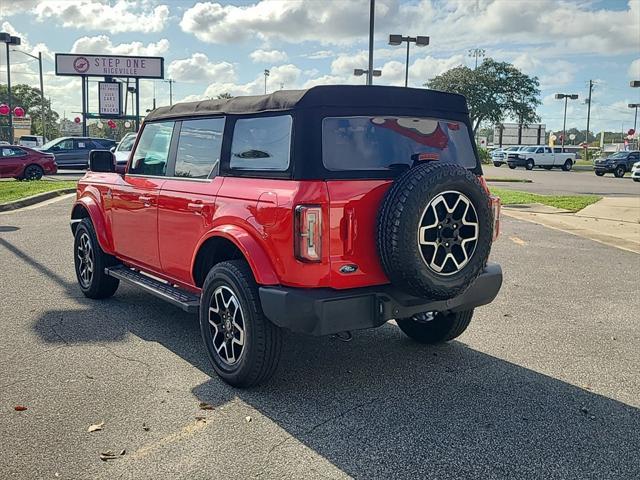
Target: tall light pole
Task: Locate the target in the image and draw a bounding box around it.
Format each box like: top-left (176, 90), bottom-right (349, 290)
top-left (629, 103), bottom-right (639, 149)
top-left (1, 32), bottom-right (21, 144)
top-left (354, 68), bottom-right (381, 84)
top-left (263, 69), bottom-right (270, 94)
top-left (468, 48), bottom-right (485, 69)
top-left (555, 93), bottom-right (578, 148)
top-left (163, 78), bottom-right (175, 106)
top-left (388, 35), bottom-right (429, 87)
top-left (12, 49), bottom-right (46, 140)
top-left (367, 0), bottom-right (375, 85)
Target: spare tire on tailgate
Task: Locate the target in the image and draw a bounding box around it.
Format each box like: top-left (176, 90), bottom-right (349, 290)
top-left (377, 162), bottom-right (493, 300)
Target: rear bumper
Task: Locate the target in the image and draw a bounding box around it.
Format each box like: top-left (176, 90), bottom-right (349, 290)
top-left (259, 263), bottom-right (503, 336)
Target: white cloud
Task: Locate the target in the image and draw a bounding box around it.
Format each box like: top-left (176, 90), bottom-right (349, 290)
top-left (305, 50), bottom-right (335, 60)
top-left (71, 36), bottom-right (170, 56)
top-left (249, 49), bottom-right (288, 64)
top-left (201, 64), bottom-right (303, 98)
top-left (33, 0), bottom-right (169, 33)
top-left (629, 59), bottom-right (640, 80)
top-left (168, 53), bottom-right (236, 83)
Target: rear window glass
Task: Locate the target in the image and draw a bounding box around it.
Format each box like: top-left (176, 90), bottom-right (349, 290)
top-left (175, 118), bottom-right (225, 179)
top-left (230, 115), bottom-right (292, 171)
top-left (322, 116), bottom-right (476, 171)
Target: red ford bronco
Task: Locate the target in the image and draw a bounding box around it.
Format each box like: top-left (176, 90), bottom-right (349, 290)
top-left (71, 85), bottom-right (502, 387)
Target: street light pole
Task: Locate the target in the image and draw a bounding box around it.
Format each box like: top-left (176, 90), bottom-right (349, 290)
top-left (367, 0), bottom-right (375, 86)
top-left (629, 103), bottom-right (640, 149)
top-left (468, 48), bottom-right (486, 70)
top-left (264, 69), bottom-right (270, 94)
top-left (5, 41), bottom-right (12, 143)
top-left (555, 93), bottom-right (578, 148)
top-left (388, 35), bottom-right (429, 87)
top-left (12, 49), bottom-right (46, 140)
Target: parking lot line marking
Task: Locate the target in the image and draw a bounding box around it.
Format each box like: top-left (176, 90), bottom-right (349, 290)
top-left (131, 418), bottom-right (209, 460)
top-left (509, 236), bottom-right (527, 246)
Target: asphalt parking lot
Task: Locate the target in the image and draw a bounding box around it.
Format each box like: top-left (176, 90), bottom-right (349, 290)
top-left (1, 196), bottom-right (639, 479)
top-left (484, 165), bottom-right (638, 196)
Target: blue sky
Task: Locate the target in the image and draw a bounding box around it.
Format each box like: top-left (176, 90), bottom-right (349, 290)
top-left (1, 0), bottom-right (639, 135)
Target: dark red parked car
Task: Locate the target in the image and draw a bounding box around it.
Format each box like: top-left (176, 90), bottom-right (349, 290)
top-left (0, 145), bottom-right (57, 180)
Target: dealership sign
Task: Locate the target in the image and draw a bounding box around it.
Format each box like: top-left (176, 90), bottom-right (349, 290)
top-left (55, 54), bottom-right (164, 79)
top-left (98, 82), bottom-right (122, 116)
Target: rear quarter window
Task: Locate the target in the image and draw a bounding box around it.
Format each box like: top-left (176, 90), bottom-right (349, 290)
top-left (230, 115), bottom-right (292, 171)
top-left (322, 116), bottom-right (477, 171)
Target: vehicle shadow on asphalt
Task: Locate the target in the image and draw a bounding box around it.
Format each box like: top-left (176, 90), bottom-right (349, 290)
top-left (29, 284), bottom-right (640, 479)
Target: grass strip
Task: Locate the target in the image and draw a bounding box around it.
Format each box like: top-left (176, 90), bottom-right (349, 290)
top-left (0, 180), bottom-right (77, 204)
top-left (490, 187), bottom-right (601, 212)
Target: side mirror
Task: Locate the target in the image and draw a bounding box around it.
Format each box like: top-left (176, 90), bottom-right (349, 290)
top-left (89, 150), bottom-right (116, 173)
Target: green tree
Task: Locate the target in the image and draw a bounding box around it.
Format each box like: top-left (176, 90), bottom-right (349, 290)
top-left (0, 83), bottom-right (60, 140)
top-left (216, 92), bottom-right (233, 99)
top-left (426, 58), bottom-right (541, 134)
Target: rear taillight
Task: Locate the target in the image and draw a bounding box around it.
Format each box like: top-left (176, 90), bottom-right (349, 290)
top-left (477, 175), bottom-right (500, 240)
top-left (295, 205), bottom-right (322, 262)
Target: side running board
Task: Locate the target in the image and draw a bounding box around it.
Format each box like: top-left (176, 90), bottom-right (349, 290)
top-left (105, 265), bottom-right (200, 313)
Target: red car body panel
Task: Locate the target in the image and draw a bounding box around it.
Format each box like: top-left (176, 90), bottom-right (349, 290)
top-left (0, 146), bottom-right (57, 178)
top-left (75, 172), bottom-right (399, 292)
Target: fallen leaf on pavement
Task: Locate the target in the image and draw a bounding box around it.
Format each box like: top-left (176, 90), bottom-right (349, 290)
top-left (245, 416), bottom-right (252, 423)
top-left (14, 406), bottom-right (28, 411)
top-left (199, 402), bottom-right (214, 410)
top-left (88, 422), bottom-right (104, 432)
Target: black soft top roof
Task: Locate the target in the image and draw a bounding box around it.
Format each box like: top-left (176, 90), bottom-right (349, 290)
top-left (145, 85), bottom-right (468, 121)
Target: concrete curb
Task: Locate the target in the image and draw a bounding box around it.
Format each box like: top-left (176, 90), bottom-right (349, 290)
top-left (0, 188), bottom-right (76, 212)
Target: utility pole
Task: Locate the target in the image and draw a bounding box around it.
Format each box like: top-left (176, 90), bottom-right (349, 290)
top-left (585, 79), bottom-right (593, 147)
top-left (263, 69), bottom-right (269, 94)
top-left (367, 0), bottom-right (375, 85)
top-left (168, 79), bottom-right (174, 106)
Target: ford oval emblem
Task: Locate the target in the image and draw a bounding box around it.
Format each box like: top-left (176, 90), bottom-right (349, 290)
top-left (340, 264), bottom-right (358, 274)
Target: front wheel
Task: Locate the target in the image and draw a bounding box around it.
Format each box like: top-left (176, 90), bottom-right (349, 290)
top-left (200, 260), bottom-right (282, 388)
top-left (396, 310), bottom-right (474, 344)
top-left (508, 163), bottom-right (516, 169)
top-left (525, 159), bottom-right (534, 170)
top-left (614, 165), bottom-right (626, 178)
top-left (493, 162), bottom-right (502, 167)
top-left (562, 160), bottom-right (573, 172)
top-left (74, 218), bottom-right (119, 299)
top-left (595, 171), bottom-right (605, 177)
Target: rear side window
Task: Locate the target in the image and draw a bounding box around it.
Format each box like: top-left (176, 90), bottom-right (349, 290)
top-left (322, 116), bottom-right (476, 171)
top-left (230, 115), bottom-right (292, 171)
top-left (129, 121), bottom-right (174, 176)
top-left (1, 147), bottom-right (27, 157)
top-left (175, 118), bottom-right (225, 179)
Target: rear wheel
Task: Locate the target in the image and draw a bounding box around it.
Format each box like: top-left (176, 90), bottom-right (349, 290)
top-left (525, 159), bottom-right (534, 170)
top-left (23, 164), bottom-right (44, 181)
top-left (493, 162), bottom-right (502, 167)
top-left (595, 171), bottom-right (605, 177)
top-left (508, 163), bottom-right (516, 169)
top-left (199, 260), bottom-right (282, 388)
top-left (74, 218), bottom-right (119, 299)
top-left (396, 310), bottom-right (474, 344)
top-left (562, 159), bottom-right (573, 171)
top-left (614, 165), bottom-right (626, 178)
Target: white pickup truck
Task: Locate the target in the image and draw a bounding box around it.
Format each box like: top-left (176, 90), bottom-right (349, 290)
top-left (507, 146), bottom-right (577, 171)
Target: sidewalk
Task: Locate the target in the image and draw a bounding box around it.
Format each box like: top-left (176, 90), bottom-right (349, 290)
top-left (502, 196), bottom-right (640, 254)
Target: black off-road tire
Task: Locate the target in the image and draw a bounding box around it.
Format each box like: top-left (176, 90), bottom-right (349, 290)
top-left (74, 218), bottom-right (119, 299)
top-left (595, 171), bottom-right (605, 177)
top-left (562, 160), bottom-right (573, 172)
top-left (199, 260), bottom-right (282, 388)
top-left (614, 165), bottom-right (626, 178)
top-left (23, 164), bottom-right (44, 180)
top-left (397, 310), bottom-right (474, 344)
top-left (377, 162), bottom-right (493, 300)
top-left (525, 159), bottom-right (535, 170)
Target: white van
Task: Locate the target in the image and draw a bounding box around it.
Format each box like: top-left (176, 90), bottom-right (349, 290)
top-left (18, 135), bottom-right (45, 147)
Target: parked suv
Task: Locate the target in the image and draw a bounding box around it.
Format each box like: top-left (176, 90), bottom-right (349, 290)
top-left (39, 137), bottom-right (116, 168)
top-left (70, 86), bottom-right (503, 387)
top-left (594, 151), bottom-right (639, 178)
top-left (507, 145), bottom-right (576, 171)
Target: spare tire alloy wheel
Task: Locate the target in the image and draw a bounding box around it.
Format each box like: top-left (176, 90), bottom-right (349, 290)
top-left (208, 285), bottom-right (245, 365)
top-left (418, 191), bottom-right (478, 275)
top-left (378, 162), bottom-right (493, 300)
